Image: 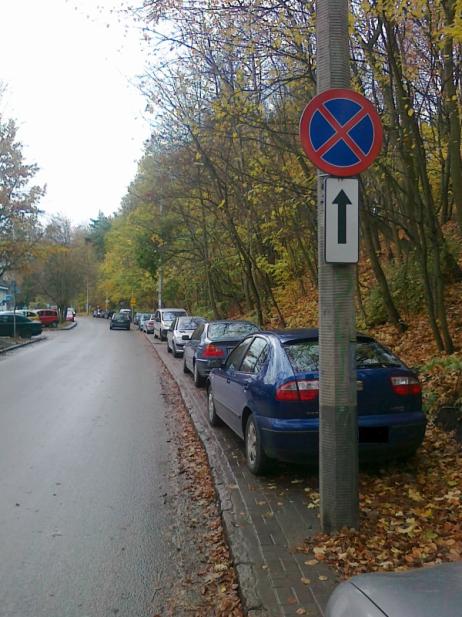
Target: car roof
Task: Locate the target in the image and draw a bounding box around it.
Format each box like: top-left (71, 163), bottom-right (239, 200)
top-left (258, 328), bottom-right (374, 344)
top-left (206, 319), bottom-right (258, 326)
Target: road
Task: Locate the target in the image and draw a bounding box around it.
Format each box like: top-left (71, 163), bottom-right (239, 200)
top-left (0, 318), bottom-right (177, 617)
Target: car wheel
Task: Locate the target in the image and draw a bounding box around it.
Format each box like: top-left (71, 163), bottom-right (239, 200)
top-left (167, 340), bottom-right (172, 353)
top-left (172, 342), bottom-right (180, 358)
top-left (183, 356), bottom-right (189, 374)
top-left (193, 362), bottom-right (205, 388)
top-left (160, 331), bottom-right (166, 341)
top-left (245, 414), bottom-right (268, 475)
top-left (207, 389), bottom-right (222, 427)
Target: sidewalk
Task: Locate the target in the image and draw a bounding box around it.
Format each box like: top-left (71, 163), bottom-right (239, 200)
top-left (147, 335), bottom-right (338, 617)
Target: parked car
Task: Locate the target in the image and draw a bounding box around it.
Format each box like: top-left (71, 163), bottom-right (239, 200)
top-left (326, 561), bottom-right (462, 617)
top-left (137, 313), bottom-right (152, 331)
top-left (120, 308), bottom-right (132, 322)
top-left (206, 328), bottom-right (426, 474)
top-left (141, 315), bottom-right (155, 334)
top-left (109, 313), bottom-right (130, 331)
top-left (65, 308), bottom-right (75, 321)
top-left (0, 313), bottom-right (42, 338)
top-left (36, 308), bottom-right (59, 328)
top-left (153, 308), bottom-right (188, 341)
top-left (167, 316), bottom-right (206, 357)
top-left (13, 309), bottom-right (40, 321)
top-left (183, 320), bottom-right (260, 387)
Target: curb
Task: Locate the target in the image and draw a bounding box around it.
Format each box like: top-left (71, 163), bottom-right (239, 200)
top-left (0, 335), bottom-right (47, 355)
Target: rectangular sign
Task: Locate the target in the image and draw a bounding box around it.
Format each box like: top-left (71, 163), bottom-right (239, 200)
top-left (324, 177), bottom-right (359, 263)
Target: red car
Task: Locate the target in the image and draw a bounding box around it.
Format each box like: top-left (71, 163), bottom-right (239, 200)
top-left (36, 309), bottom-right (59, 328)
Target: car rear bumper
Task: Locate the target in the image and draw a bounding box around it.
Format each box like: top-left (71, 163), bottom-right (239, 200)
top-left (258, 412), bottom-right (427, 463)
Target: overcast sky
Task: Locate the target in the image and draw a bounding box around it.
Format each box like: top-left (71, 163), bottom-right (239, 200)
top-left (0, 0), bottom-right (151, 226)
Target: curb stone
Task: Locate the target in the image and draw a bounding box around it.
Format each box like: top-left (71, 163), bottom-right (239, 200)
top-left (0, 321), bottom-right (77, 354)
top-left (145, 333), bottom-right (338, 617)
top-left (0, 335), bottom-right (47, 354)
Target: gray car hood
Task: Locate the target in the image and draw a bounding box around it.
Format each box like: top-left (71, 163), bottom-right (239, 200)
top-left (350, 562), bottom-right (462, 617)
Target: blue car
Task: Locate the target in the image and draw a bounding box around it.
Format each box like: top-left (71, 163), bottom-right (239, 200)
top-left (207, 329), bottom-right (426, 474)
top-left (183, 320), bottom-right (260, 387)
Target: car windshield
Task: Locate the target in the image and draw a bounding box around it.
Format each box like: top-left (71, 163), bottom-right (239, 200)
top-left (115, 314), bottom-right (128, 321)
top-left (208, 322), bottom-right (259, 341)
top-left (163, 311), bottom-right (185, 321)
top-left (283, 340), bottom-right (402, 373)
top-left (177, 317), bottom-right (203, 330)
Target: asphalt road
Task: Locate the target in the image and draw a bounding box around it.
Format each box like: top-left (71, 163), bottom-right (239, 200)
top-left (0, 318), bottom-right (176, 617)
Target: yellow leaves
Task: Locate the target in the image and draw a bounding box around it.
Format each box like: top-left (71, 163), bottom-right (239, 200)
top-left (408, 487), bottom-right (424, 502)
top-left (300, 577), bottom-right (311, 585)
top-left (301, 424), bottom-right (462, 579)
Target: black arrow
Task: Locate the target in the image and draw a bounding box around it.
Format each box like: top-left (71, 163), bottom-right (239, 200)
top-left (333, 189), bottom-right (352, 244)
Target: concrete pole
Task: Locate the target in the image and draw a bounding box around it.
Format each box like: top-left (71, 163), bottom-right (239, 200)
top-left (158, 201), bottom-right (163, 309)
top-left (317, 0), bottom-right (359, 531)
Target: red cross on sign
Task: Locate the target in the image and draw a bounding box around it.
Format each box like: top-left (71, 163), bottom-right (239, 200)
top-left (299, 89), bottom-right (383, 177)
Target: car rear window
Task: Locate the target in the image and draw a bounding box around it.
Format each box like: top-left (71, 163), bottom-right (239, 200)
top-left (283, 340), bottom-right (402, 373)
top-left (177, 317), bottom-right (203, 330)
top-left (163, 311), bottom-right (186, 321)
top-left (208, 322), bottom-right (259, 341)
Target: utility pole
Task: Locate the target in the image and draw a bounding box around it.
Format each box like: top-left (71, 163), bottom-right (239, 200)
top-left (317, 0), bottom-right (359, 532)
top-left (158, 201), bottom-right (163, 309)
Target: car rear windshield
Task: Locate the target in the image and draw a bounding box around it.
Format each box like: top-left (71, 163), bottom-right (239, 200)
top-left (115, 314), bottom-right (129, 321)
top-left (163, 311), bottom-right (186, 320)
top-left (177, 317), bottom-right (203, 330)
top-left (283, 340), bottom-right (402, 373)
top-left (208, 322), bottom-right (259, 341)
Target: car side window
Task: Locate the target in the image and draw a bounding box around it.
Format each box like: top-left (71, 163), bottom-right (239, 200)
top-left (226, 340), bottom-right (252, 371)
top-left (240, 338), bottom-right (269, 373)
top-left (191, 324), bottom-right (204, 341)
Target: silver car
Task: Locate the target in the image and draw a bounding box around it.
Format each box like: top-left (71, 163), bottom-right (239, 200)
top-left (167, 316), bottom-right (205, 357)
top-left (326, 561), bottom-right (462, 617)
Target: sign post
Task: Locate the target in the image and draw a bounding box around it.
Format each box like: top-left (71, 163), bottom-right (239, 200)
top-left (299, 1), bottom-right (382, 532)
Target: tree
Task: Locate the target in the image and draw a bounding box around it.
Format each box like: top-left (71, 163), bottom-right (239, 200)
top-left (0, 115), bottom-right (44, 277)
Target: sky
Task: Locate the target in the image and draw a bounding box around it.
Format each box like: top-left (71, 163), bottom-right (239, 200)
top-left (0, 0), bottom-right (151, 226)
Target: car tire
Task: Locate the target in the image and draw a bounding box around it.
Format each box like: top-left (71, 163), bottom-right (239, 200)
top-left (245, 414), bottom-right (269, 475)
top-left (167, 340), bottom-right (172, 353)
top-left (207, 389), bottom-right (222, 427)
top-left (160, 331), bottom-right (166, 342)
top-left (172, 343), bottom-right (180, 358)
top-left (183, 357), bottom-right (189, 374)
top-left (193, 362), bottom-right (205, 388)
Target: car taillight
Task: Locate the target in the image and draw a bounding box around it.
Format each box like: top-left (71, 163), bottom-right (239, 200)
top-left (275, 379), bottom-right (319, 401)
top-left (202, 344), bottom-right (225, 358)
top-left (390, 375), bottom-right (421, 396)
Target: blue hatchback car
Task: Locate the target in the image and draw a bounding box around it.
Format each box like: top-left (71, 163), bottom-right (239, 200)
top-left (207, 329), bottom-right (426, 474)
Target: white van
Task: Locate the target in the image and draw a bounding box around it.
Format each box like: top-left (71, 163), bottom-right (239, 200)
top-left (153, 308), bottom-right (187, 341)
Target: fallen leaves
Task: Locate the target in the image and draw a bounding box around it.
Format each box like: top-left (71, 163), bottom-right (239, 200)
top-left (301, 423), bottom-right (462, 579)
top-left (159, 366), bottom-right (243, 616)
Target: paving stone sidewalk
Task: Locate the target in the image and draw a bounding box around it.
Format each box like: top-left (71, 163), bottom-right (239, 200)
top-left (147, 334), bottom-right (338, 617)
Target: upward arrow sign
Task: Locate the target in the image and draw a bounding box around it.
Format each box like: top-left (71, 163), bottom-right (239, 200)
top-left (333, 189), bottom-right (352, 244)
